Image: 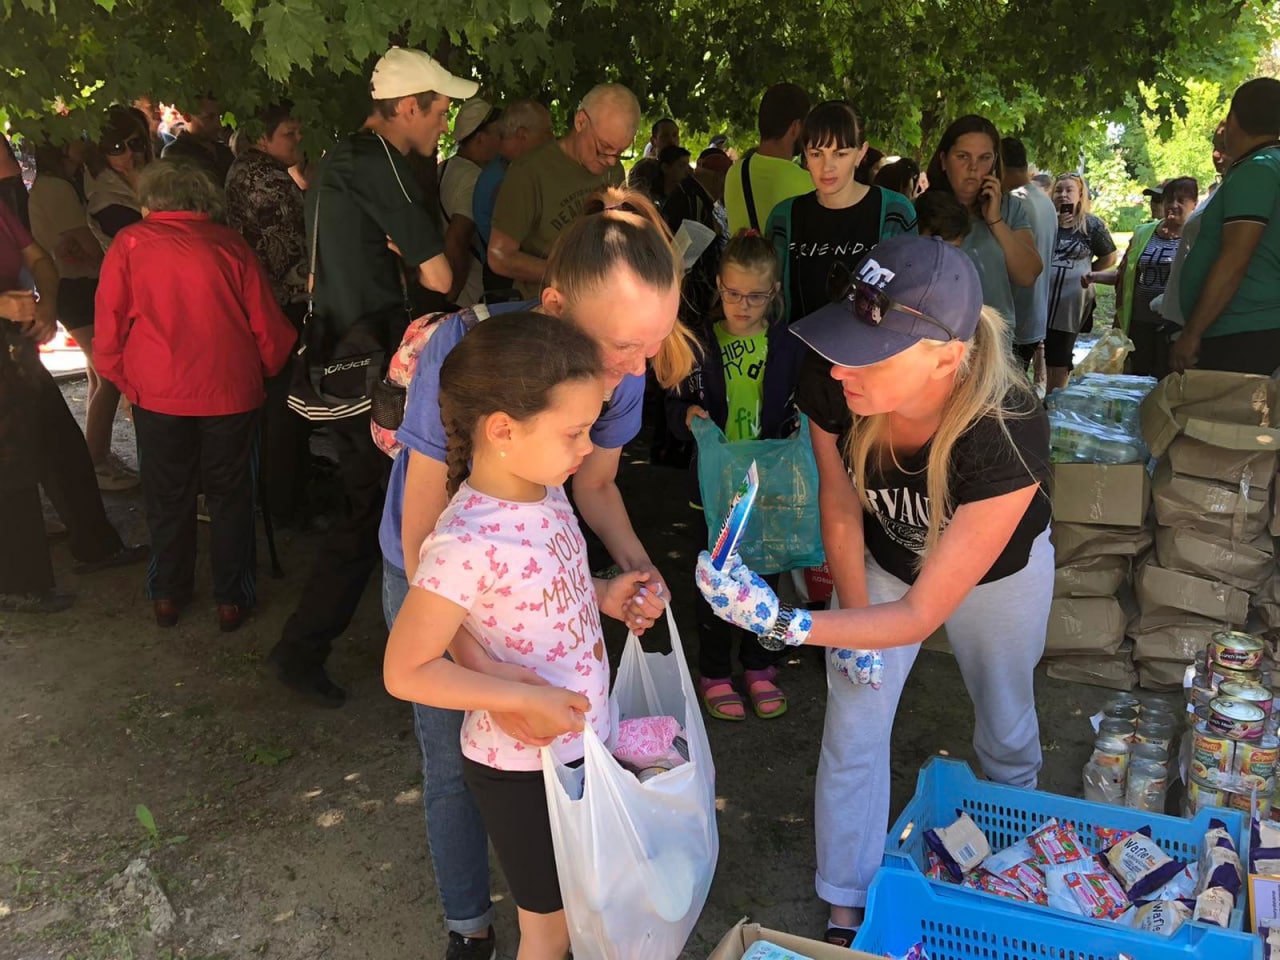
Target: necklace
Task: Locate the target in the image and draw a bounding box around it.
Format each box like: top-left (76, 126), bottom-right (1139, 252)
top-left (1156, 219), bottom-right (1181, 240)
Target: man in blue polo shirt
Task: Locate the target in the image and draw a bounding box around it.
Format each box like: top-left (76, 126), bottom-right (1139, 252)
top-left (1172, 77), bottom-right (1280, 374)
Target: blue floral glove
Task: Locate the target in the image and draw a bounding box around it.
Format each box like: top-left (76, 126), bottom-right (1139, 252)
top-left (694, 551), bottom-right (812, 649)
top-left (830, 647), bottom-right (885, 689)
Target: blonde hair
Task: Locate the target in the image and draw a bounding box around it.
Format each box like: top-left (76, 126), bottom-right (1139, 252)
top-left (843, 306), bottom-right (1036, 559)
top-left (1054, 173), bottom-right (1092, 233)
top-left (544, 185), bottom-right (697, 388)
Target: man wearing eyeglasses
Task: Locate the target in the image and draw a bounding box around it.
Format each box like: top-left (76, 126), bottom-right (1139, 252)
top-left (488, 83), bottom-right (640, 296)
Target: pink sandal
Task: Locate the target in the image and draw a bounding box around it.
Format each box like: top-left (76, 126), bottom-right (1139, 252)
top-left (698, 676), bottom-right (746, 721)
top-left (744, 666), bottom-right (788, 719)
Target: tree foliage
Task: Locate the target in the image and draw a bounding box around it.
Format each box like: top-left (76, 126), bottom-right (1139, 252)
top-left (0, 0), bottom-right (1274, 161)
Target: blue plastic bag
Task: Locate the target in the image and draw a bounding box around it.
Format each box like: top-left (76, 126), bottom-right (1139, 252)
top-left (691, 416), bottom-right (824, 575)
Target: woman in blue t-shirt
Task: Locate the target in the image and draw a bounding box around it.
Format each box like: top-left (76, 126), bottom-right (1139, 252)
top-left (923, 115), bottom-right (1043, 334)
top-left (378, 186), bottom-right (697, 956)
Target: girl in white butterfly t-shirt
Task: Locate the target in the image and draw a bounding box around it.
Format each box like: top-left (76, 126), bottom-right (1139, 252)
top-left (384, 311), bottom-right (655, 960)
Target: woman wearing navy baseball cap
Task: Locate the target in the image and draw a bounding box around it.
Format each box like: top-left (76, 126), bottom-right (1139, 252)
top-left (696, 233), bottom-right (1053, 944)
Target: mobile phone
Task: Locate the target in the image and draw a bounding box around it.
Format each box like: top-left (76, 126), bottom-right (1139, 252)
top-left (1058, 202), bottom-right (1073, 215)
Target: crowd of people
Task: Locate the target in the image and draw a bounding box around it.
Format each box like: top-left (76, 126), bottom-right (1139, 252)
top-left (2, 46), bottom-right (1279, 957)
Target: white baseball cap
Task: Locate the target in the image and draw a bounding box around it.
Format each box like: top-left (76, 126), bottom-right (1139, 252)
top-left (370, 47), bottom-right (479, 101)
top-left (453, 99), bottom-right (500, 142)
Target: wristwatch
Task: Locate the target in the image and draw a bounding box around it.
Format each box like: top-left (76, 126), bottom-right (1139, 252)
top-left (759, 603), bottom-right (800, 651)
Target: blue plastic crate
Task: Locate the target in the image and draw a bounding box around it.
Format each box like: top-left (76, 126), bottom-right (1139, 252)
top-left (884, 757), bottom-right (1252, 938)
top-left (855, 867), bottom-right (1262, 960)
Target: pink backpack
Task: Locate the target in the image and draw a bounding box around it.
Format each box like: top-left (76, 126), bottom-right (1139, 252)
top-left (370, 304), bottom-right (490, 458)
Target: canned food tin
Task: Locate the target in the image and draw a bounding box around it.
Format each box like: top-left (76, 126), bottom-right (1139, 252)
top-left (1104, 704), bottom-right (1140, 726)
top-left (1108, 695), bottom-right (1142, 711)
top-left (1091, 735), bottom-right (1131, 775)
top-left (1221, 680), bottom-right (1273, 717)
top-left (1212, 663), bottom-right (1264, 690)
top-left (1191, 722), bottom-right (1235, 782)
top-left (1189, 684), bottom-right (1216, 710)
top-left (1133, 723), bottom-right (1175, 753)
top-left (1186, 778), bottom-right (1228, 814)
top-left (1099, 718), bottom-right (1136, 740)
top-left (1234, 736), bottom-right (1280, 780)
top-left (1125, 758), bottom-right (1169, 813)
top-left (1207, 697), bottom-right (1267, 741)
top-left (1227, 791), bottom-right (1273, 819)
top-left (1133, 742), bottom-right (1170, 765)
top-left (1213, 630), bottom-right (1265, 672)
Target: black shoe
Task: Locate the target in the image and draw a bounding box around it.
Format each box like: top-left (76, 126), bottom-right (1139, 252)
top-left (72, 544), bottom-right (150, 576)
top-left (824, 926), bottom-right (857, 948)
top-left (0, 590), bottom-right (75, 613)
top-left (267, 650), bottom-right (346, 708)
top-left (446, 927), bottom-right (496, 960)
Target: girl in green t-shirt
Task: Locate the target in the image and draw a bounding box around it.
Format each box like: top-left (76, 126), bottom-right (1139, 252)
top-left (667, 230), bottom-right (806, 721)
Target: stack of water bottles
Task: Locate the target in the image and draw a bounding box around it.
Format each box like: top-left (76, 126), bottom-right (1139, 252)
top-left (1047, 374), bottom-right (1158, 466)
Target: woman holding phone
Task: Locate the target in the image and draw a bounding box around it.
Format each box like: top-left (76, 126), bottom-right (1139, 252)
top-left (1045, 173), bottom-right (1117, 391)
top-left (923, 116), bottom-right (1042, 336)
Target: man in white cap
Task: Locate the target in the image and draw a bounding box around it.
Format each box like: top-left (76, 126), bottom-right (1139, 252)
top-left (439, 98), bottom-right (502, 306)
top-left (269, 46), bottom-right (476, 706)
top-left (488, 83), bottom-right (640, 295)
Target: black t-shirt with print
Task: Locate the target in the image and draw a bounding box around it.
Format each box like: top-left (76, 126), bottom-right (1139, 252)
top-left (799, 384), bottom-right (1051, 585)
top-left (788, 189), bottom-right (887, 323)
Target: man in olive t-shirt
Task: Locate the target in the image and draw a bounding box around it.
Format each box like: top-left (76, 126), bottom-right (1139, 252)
top-left (488, 83), bottom-right (638, 295)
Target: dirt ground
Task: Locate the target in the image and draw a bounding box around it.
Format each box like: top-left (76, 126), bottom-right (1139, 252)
top-left (1, 380), bottom-right (1144, 960)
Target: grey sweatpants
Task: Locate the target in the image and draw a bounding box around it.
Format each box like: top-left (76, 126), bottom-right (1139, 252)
top-left (813, 529), bottom-right (1054, 908)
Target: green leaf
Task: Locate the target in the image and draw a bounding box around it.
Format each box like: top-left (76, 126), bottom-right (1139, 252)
top-left (135, 803), bottom-right (158, 839)
top-left (222, 0), bottom-right (255, 31)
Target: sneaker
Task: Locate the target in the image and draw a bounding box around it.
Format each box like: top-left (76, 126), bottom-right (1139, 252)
top-left (445, 927), bottom-right (496, 960)
top-left (0, 590), bottom-right (75, 613)
top-left (94, 454), bottom-right (140, 492)
top-left (824, 925), bottom-right (859, 948)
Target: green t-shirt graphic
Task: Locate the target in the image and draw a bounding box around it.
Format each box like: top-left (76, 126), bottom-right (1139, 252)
top-left (715, 324), bottom-right (768, 441)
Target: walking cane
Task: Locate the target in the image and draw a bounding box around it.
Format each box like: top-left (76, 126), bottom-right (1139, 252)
top-left (258, 411), bottom-right (284, 579)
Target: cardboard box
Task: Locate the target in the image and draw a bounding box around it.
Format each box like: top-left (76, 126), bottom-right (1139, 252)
top-left (1051, 521), bottom-right (1153, 566)
top-left (1154, 525), bottom-right (1274, 591)
top-left (1128, 612), bottom-right (1222, 663)
top-left (1053, 554), bottom-right (1130, 598)
top-left (1140, 370), bottom-right (1279, 458)
top-left (1046, 651), bottom-right (1138, 691)
top-left (1043, 596), bottom-right (1126, 657)
top-left (1249, 873), bottom-right (1280, 937)
top-left (1167, 435), bottom-right (1277, 489)
top-left (1255, 569), bottom-right (1280, 631)
top-left (1138, 658), bottom-right (1190, 692)
top-left (1051, 462), bottom-right (1151, 528)
top-left (708, 919), bottom-right (880, 960)
top-left (1273, 481), bottom-right (1280, 537)
top-left (1134, 559), bottom-right (1250, 625)
top-left (1151, 460), bottom-right (1270, 540)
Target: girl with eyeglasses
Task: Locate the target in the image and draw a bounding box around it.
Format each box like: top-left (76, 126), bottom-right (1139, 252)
top-left (667, 229), bottom-right (805, 721)
top-left (697, 234), bottom-right (1052, 946)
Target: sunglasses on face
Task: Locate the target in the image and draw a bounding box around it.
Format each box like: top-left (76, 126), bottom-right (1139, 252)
top-left (827, 261), bottom-right (956, 341)
top-left (104, 137), bottom-right (146, 157)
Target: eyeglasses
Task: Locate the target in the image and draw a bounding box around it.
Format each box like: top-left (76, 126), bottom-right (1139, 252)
top-left (827, 262), bottom-right (956, 341)
top-left (104, 137), bottom-right (146, 157)
top-left (718, 284), bottom-right (773, 308)
top-left (582, 112), bottom-right (626, 163)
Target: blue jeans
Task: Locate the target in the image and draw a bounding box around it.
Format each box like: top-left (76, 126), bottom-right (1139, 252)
top-left (383, 559), bottom-right (494, 936)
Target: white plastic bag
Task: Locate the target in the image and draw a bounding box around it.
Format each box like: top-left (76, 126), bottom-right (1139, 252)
top-left (542, 608), bottom-right (719, 960)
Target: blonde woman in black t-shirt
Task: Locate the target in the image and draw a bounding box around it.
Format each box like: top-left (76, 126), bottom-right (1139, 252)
top-left (694, 235), bottom-right (1053, 945)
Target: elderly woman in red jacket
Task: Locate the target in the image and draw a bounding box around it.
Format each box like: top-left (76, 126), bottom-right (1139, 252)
top-left (95, 159), bottom-right (296, 631)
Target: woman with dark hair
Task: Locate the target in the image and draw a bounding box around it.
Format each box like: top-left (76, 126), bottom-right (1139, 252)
top-left (85, 109), bottom-right (148, 249)
top-left (27, 142), bottom-right (137, 489)
top-left (0, 134), bottom-right (29, 229)
top-left (94, 160), bottom-right (296, 630)
top-left (1085, 176), bottom-right (1197, 380)
top-left (874, 157), bottom-right (921, 201)
top-left (766, 100), bottom-right (917, 326)
top-left (924, 115), bottom-right (1042, 335)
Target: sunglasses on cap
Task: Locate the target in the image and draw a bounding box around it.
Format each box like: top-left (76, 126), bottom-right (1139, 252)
top-left (104, 136), bottom-right (146, 157)
top-left (826, 260), bottom-right (957, 341)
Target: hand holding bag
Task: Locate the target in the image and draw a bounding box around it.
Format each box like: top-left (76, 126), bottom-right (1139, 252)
top-left (542, 608), bottom-right (718, 960)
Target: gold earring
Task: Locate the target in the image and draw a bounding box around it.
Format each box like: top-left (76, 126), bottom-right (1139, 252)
top-left (499, 450), bottom-right (506, 459)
